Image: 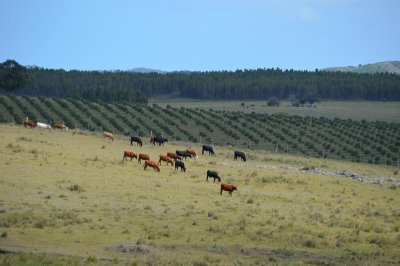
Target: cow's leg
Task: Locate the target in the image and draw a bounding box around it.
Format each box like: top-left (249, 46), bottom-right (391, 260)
top-left (220, 188), bottom-right (223, 195)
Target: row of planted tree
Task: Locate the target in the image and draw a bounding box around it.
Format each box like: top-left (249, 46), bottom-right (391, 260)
top-left (0, 94), bottom-right (399, 166)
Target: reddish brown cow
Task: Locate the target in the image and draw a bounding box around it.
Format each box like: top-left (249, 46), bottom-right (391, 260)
top-left (24, 120), bottom-right (36, 128)
top-left (186, 148), bottom-right (197, 158)
top-left (103, 131), bottom-right (114, 141)
top-left (123, 150), bottom-right (137, 161)
top-left (167, 152), bottom-right (182, 161)
top-left (138, 153), bottom-right (150, 164)
top-left (144, 160), bottom-right (160, 172)
top-left (159, 155), bottom-right (174, 166)
top-left (54, 123), bottom-right (68, 131)
top-left (220, 183), bottom-right (237, 196)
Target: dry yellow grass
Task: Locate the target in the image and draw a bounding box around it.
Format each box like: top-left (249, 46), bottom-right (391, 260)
top-left (0, 124), bottom-right (399, 265)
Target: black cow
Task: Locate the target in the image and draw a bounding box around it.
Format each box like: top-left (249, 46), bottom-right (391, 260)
top-left (176, 150), bottom-right (192, 160)
top-left (202, 145), bottom-right (214, 155)
top-left (174, 160), bottom-right (186, 172)
top-left (130, 136), bottom-right (143, 146)
top-left (151, 136), bottom-right (168, 146)
top-left (234, 150), bottom-right (246, 161)
top-left (206, 170), bottom-right (221, 182)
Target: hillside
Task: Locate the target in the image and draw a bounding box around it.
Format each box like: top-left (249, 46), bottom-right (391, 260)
top-left (0, 125), bottom-right (399, 265)
top-left (0, 95), bottom-right (399, 167)
top-left (323, 61), bottom-right (400, 75)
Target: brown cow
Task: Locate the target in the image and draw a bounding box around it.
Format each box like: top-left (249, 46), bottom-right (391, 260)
top-left (138, 153), bottom-right (150, 164)
top-left (54, 123), bottom-right (68, 131)
top-left (123, 150), bottom-right (137, 161)
top-left (144, 160), bottom-right (160, 172)
top-left (103, 131), bottom-right (114, 141)
top-left (24, 120), bottom-right (36, 128)
top-left (167, 152), bottom-right (182, 161)
top-left (186, 148), bottom-right (197, 158)
top-left (220, 183), bottom-right (237, 196)
top-left (159, 155), bottom-right (174, 166)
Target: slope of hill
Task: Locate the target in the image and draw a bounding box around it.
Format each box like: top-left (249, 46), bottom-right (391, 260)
top-left (0, 124), bottom-right (399, 265)
top-left (323, 61), bottom-right (400, 74)
top-left (0, 95), bottom-right (399, 166)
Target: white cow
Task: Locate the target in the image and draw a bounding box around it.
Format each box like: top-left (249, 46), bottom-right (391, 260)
top-left (36, 122), bottom-right (51, 129)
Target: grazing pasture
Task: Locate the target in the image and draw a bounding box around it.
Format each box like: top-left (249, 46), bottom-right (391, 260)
top-left (0, 125), bottom-right (399, 265)
top-left (1, 95), bottom-right (399, 167)
top-left (149, 98), bottom-right (400, 123)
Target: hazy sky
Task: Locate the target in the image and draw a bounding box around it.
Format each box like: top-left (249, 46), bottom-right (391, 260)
top-left (1, 0), bottom-right (399, 71)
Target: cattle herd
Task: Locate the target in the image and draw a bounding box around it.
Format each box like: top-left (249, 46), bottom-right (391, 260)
top-left (125, 135), bottom-right (245, 196)
top-left (22, 118), bottom-right (244, 196)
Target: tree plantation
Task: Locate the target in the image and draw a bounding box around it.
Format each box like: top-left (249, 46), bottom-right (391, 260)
top-left (0, 95), bottom-right (399, 166)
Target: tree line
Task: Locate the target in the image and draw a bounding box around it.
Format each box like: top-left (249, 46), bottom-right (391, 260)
top-left (1, 59), bottom-right (400, 103)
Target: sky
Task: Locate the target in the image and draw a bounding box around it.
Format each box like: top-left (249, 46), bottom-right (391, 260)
top-left (0, 0), bottom-right (399, 72)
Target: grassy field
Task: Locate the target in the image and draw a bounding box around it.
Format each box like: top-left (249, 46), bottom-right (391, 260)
top-left (0, 125), bottom-right (400, 265)
top-left (149, 99), bottom-right (400, 123)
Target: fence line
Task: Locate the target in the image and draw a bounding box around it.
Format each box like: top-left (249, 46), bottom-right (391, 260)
top-left (4, 116), bottom-right (399, 167)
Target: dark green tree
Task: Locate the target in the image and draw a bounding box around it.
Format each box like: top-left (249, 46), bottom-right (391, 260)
top-left (0, 59), bottom-right (29, 91)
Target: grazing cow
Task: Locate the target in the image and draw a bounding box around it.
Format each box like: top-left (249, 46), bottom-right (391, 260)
top-left (174, 160), bottom-right (186, 172)
top-left (103, 131), bottom-right (114, 141)
top-left (130, 136), bottom-right (143, 146)
top-left (220, 183), bottom-right (237, 196)
top-left (144, 160), bottom-right (160, 172)
top-left (123, 150), bottom-right (137, 161)
top-left (176, 150), bottom-right (192, 160)
top-left (23, 120), bottom-right (36, 128)
top-left (186, 149), bottom-right (197, 158)
top-left (55, 123), bottom-right (68, 131)
top-left (206, 170), bottom-right (221, 182)
top-left (150, 136), bottom-right (168, 146)
top-left (167, 152), bottom-right (182, 161)
top-left (159, 155), bottom-right (174, 166)
top-left (138, 153), bottom-right (150, 164)
top-left (202, 145), bottom-right (215, 155)
top-left (234, 151), bottom-right (246, 161)
top-left (36, 122), bottom-right (51, 129)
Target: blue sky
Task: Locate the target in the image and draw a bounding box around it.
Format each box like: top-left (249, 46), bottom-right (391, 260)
top-left (0, 0), bottom-right (399, 71)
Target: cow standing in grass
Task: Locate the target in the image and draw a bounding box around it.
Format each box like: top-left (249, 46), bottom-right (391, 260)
top-left (103, 131), bottom-right (114, 141)
top-left (186, 149), bottom-right (197, 158)
top-left (55, 124), bottom-right (68, 131)
top-left (130, 136), bottom-right (143, 146)
top-left (176, 150), bottom-right (192, 160)
top-left (207, 170), bottom-right (221, 182)
top-left (174, 160), bottom-right (186, 172)
top-left (123, 151), bottom-right (137, 161)
top-left (234, 151), bottom-right (246, 161)
top-left (167, 152), bottom-right (182, 161)
top-left (24, 120), bottom-right (35, 128)
top-left (36, 122), bottom-right (51, 129)
top-left (144, 160), bottom-right (160, 172)
top-left (220, 183), bottom-right (237, 196)
top-left (159, 155), bottom-right (174, 166)
top-left (138, 153), bottom-right (150, 164)
top-left (202, 145), bottom-right (215, 155)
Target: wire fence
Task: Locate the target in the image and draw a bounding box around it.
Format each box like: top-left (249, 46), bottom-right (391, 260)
top-left (5, 115), bottom-right (400, 167)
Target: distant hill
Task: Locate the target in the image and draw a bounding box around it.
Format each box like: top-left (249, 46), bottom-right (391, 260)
top-left (128, 67), bottom-right (166, 74)
top-left (323, 61), bottom-right (400, 75)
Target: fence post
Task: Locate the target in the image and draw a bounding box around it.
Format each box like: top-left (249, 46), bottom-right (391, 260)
top-left (275, 144), bottom-right (278, 153)
top-left (12, 116), bottom-right (14, 125)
